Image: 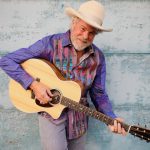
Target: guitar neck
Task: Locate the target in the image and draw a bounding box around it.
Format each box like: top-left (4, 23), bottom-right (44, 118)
top-left (61, 96), bottom-right (130, 132)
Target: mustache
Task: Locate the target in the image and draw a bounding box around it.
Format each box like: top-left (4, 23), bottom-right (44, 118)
top-left (78, 38), bottom-right (88, 43)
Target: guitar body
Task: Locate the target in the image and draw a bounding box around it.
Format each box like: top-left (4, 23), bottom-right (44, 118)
top-left (9, 59), bottom-right (81, 119)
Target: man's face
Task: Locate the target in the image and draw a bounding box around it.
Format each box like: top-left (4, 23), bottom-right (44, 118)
top-left (70, 18), bottom-right (97, 51)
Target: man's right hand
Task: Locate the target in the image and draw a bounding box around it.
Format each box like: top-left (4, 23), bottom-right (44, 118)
top-left (29, 81), bottom-right (53, 104)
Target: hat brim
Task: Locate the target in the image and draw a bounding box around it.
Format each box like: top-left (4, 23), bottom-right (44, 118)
top-left (65, 7), bottom-right (113, 32)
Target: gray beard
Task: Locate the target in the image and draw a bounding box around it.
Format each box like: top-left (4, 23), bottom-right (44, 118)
top-left (72, 41), bottom-right (90, 51)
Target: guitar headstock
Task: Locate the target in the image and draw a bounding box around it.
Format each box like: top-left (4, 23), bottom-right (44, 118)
top-left (129, 125), bottom-right (150, 142)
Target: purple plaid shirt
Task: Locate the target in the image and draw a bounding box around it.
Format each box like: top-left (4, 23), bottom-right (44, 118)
top-left (0, 30), bottom-right (116, 139)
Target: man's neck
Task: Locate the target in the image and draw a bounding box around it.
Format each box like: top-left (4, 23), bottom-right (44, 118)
top-left (76, 50), bottom-right (85, 64)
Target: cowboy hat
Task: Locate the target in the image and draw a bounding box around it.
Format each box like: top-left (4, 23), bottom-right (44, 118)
top-left (65, 0), bottom-right (112, 32)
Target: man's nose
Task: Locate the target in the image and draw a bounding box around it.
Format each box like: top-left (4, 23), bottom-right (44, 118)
top-left (83, 31), bottom-right (89, 40)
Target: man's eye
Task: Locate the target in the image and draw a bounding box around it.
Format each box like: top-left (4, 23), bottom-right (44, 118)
top-left (90, 32), bottom-right (96, 36)
top-left (80, 27), bottom-right (85, 31)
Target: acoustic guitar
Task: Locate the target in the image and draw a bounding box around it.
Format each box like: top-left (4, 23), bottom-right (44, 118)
top-left (9, 59), bottom-right (150, 142)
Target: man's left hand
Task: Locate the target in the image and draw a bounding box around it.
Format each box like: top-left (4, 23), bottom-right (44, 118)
top-left (108, 117), bottom-right (127, 136)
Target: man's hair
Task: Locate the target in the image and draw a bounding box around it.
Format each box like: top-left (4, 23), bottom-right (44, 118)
top-left (71, 17), bottom-right (80, 25)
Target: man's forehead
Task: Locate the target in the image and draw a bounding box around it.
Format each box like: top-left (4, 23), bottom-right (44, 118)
top-left (78, 18), bottom-right (98, 32)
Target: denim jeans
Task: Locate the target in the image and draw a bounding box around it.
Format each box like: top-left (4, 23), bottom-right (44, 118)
top-left (38, 114), bottom-right (86, 150)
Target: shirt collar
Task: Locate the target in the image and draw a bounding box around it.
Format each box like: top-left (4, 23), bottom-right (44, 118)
top-left (62, 30), bottom-right (72, 47)
top-left (86, 45), bottom-right (94, 55)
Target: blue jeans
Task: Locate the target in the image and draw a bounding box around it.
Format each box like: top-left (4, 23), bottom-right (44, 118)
top-left (38, 115), bottom-right (86, 150)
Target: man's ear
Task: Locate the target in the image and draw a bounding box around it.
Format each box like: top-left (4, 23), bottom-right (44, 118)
top-left (72, 18), bottom-right (76, 25)
top-left (72, 17), bottom-right (80, 24)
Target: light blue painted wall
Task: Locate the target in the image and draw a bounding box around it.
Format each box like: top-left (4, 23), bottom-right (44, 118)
top-left (0, 0), bottom-right (150, 150)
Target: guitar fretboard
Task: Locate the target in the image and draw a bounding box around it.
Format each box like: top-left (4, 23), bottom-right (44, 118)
top-left (61, 96), bottom-right (130, 132)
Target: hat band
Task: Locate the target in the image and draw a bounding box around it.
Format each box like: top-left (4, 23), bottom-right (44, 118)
top-left (78, 10), bottom-right (103, 26)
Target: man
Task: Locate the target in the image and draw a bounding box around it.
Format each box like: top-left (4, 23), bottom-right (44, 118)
top-left (0, 1), bottom-right (126, 150)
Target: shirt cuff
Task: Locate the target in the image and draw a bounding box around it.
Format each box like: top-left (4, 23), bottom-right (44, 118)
top-left (105, 111), bottom-right (117, 119)
top-left (20, 76), bottom-right (34, 90)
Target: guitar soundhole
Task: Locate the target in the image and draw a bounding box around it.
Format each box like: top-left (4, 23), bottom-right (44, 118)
top-left (35, 89), bottom-right (61, 107)
top-left (50, 89), bottom-right (61, 105)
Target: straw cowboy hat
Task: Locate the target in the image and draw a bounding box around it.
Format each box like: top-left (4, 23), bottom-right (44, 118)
top-left (65, 0), bottom-right (112, 32)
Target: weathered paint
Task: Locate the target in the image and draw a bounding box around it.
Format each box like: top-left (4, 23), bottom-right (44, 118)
top-left (0, 0), bottom-right (150, 150)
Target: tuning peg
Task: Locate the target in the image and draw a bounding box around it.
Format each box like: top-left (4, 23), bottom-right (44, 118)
top-left (147, 138), bottom-right (150, 143)
top-left (145, 125), bottom-right (147, 128)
